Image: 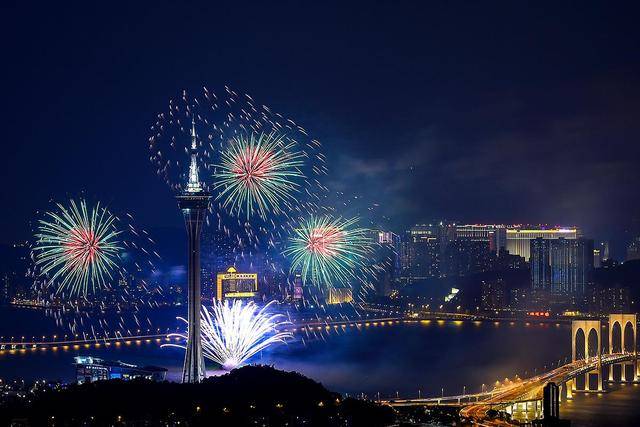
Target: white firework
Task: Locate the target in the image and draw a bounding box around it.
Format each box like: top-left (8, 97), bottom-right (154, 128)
top-left (166, 300), bottom-right (292, 371)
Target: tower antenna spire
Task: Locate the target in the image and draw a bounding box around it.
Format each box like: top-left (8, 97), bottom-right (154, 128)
top-left (191, 115), bottom-right (197, 150)
top-left (186, 115), bottom-right (203, 193)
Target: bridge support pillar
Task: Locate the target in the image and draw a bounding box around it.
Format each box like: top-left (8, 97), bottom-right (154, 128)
top-left (558, 383), bottom-right (563, 402)
top-left (620, 362), bottom-right (631, 382)
top-left (597, 368), bottom-right (603, 391)
top-left (584, 372), bottom-right (590, 391)
top-left (609, 364), bottom-right (614, 381)
top-left (565, 379), bottom-right (573, 399)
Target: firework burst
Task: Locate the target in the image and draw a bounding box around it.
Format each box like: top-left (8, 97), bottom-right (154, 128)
top-left (283, 215), bottom-right (373, 288)
top-left (166, 300), bottom-right (292, 371)
top-left (213, 132), bottom-right (305, 220)
top-left (33, 199), bottom-right (122, 296)
top-left (148, 86), bottom-right (328, 251)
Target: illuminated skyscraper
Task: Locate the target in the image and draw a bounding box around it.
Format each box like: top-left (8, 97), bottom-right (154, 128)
top-left (506, 227), bottom-right (580, 261)
top-left (455, 224), bottom-right (506, 254)
top-left (176, 118), bottom-right (211, 383)
top-left (530, 238), bottom-right (551, 291)
top-left (530, 237), bottom-right (593, 294)
top-left (593, 248), bottom-right (602, 268)
top-left (400, 232), bottom-right (440, 281)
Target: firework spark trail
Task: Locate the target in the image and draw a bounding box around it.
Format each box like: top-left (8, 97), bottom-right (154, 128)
top-left (33, 200), bottom-right (122, 296)
top-left (283, 215), bottom-right (373, 289)
top-left (165, 300), bottom-right (292, 371)
top-left (214, 132), bottom-right (305, 220)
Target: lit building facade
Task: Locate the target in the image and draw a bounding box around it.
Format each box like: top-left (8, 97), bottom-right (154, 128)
top-left (455, 224), bottom-right (506, 254)
top-left (530, 238), bottom-right (552, 291)
top-left (481, 279), bottom-right (506, 311)
top-left (587, 286), bottom-right (631, 313)
top-left (442, 239), bottom-right (491, 277)
top-left (216, 267), bottom-right (258, 301)
top-left (506, 227), bottom-right (580, 261)
top-left (529, 237), bottom-right (593, 294)
top-left (593, 248), bottom-right (602, 268)
top-left (74, 356), bottom-right (167, 384)
top-left (372, 230), bottom-right (400, 296)
top-left (400, 234), bottom-right (440, 280)
top-left (201, 228), bottom-right (235, 301)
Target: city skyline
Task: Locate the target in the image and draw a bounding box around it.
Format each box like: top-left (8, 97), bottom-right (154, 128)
top-left (2, 3), bottom-right (640, 426)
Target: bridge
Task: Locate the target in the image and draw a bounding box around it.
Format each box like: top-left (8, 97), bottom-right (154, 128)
top-left (0, 315), bottom-right (404, 353)
top-left (385, 313), bottom-right (639, 425)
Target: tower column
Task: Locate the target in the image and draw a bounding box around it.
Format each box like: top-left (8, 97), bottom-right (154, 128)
top-left (177, 117), bottom-right (211, 384)
top-left (180, 204), bottom-right (208, 383)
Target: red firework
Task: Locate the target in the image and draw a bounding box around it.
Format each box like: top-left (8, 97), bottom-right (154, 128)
top-left (232, 145), bottom-right (276, 188)
top-left (64, 227), bottom-right (101, 268)
top-left (306, 226), bottom-right (343, 256)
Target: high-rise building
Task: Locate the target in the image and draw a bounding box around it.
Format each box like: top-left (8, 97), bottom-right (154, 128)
top-left (600, 241), bottom-right (610, 261)
top-left (372, 230), bottom-right (400, 296)
top-left (573, 238), bottom-right (594, 293)
top-left (176, 118), bottom-right (210, 383)
top-left (587, 286), bottom-right (630, 313)
top-left (442, 239), bottom-right (491, 277)
top-left (626, 237), bottom-right (640, 262)
top-left (530, 237), bottom-right (593, 294)
top-left (400, 233), bottom-right (440, 280)
top-left (481, 279), bottom-right (506, 311)
top-left (530, 238), bottom-right (552, 291)
top-left (455, 224), bottom-right (506, 254)
top-left (593, 249), bottom-right (602, 268)
top-left (507, 227), bottom-right (580, 261)
top-left (409, 223), bottom-right (456, 246)
top-left (201, 228), bottom-right (235, 301)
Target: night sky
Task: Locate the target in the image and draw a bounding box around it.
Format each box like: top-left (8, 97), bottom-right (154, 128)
top-left (3, 2), bottom-right (640, 256)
